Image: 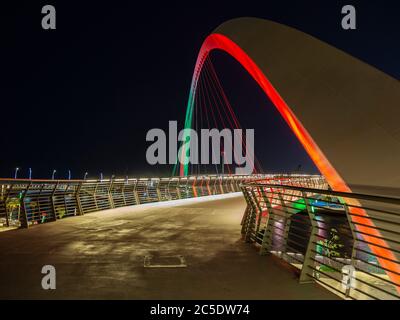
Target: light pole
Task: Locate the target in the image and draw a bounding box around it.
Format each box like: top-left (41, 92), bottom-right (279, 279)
top-left (52, 169), bottom-right (57, 180)
top-left (84, 172), bottom-right (88, 180)
top-left (28, 168), bottom-right (32, 180)
top-left (100, 173), bottom-right (103, 181)
top-left (14, 167), bottom-right (19, 179)
top-left (68, 170), bottom-right (71, 180)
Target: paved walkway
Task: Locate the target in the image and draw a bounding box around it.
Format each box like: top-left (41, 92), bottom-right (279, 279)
top-left (0, 194), bottom-right (338, 299)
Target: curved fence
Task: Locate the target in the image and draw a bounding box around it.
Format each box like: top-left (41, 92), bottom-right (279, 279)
top-left (0, 174), bottom-right (295, 230)
top-left (241, 179), bottom-right (400, 300)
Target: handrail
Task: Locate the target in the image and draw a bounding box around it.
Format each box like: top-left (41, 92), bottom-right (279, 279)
top-left (1, 174), bottom-right (310, 230)
top-left (243, 182), bottom-right (400, 205)
top-left (241, 179), bottom-right (400, 300)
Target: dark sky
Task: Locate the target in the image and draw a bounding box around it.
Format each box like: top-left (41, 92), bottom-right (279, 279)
top-left (1, 1), bottom-right (399, 179)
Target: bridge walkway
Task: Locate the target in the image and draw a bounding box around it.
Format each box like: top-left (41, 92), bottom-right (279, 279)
top-left (0, 194), bottom-right (338, 299)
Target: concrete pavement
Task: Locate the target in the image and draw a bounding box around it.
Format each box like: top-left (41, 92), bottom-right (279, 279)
top-left (0, 193), bottom-right (338, 299)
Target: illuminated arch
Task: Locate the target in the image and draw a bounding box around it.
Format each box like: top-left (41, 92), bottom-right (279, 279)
top-left (180, 18), bottom-right (400, 290)
top-left (180, 33), bottom-right (347, 191)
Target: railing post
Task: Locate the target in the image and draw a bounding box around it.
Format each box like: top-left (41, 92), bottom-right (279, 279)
top-left (19, 182), bottom-right (32, 228)
top-left (343, 202), bottom-right (357, 297)
top-left (299, 191), bottom-right (318, 284)
top-left (176, 178), bottom-right (182, 199)
top-left (243, 189), bottom-right (260, 243)
top-left (278, 192), bottom-right (292, 254)
top-left (192, 177), bottom-right (197, 198)
top-left (3, 184), bottom-right (13, 227)
top-left (205, 178), bottom-right (210, 196)
top-left (156, 179), bottom-right (162, 201)
top-left (219, 177), bottom-right (224, 194)
top-left (121, 182), bottom-right (127, 206)
top-left (241, 188), bottom-right (254, 240)
top-left (133, 179), bottom-right (140, 204)
top-left (166, 179), bottom-right (171, 200)
top-left (50, 182), bottom-right (59, 221)
top-left (75, 182), bottom-right (84, 216)
top-left (146, 179), bottom-right (151, 202)
top-left (259, 188), bottom-right (275, 255)
top-left (185, 178), bottom-right (189, 198)
top-left (241, 204), bottom-right (250, 231)
top-left (93, 182), bottom-right (99, 210)
top-left (108, 178), bottom-right (115, 209)
top-left (2, 199), bottom-right (9, 227)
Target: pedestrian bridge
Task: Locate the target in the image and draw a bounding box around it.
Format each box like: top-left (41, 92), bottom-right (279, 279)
top-left (0, 190), bottom-right (337, 299)
top-left (0, 174), bottom-right (399, 300)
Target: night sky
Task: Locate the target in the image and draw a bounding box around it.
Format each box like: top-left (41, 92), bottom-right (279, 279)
top-left (1, 1), bottom-right (399, 180)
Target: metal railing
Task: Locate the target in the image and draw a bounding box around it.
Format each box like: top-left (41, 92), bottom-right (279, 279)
top-left (241, 179), bottom-right (400, 300)
top-left (0, 174), bottom-right (289, 230)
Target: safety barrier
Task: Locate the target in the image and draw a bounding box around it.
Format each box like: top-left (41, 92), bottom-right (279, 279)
top-left (241, 179), bottom-right (400, 300)
top-left (0, 174), bottom-right (284, 230)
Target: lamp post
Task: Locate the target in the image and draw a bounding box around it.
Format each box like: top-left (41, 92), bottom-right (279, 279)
top-left (100, 173), bottom-right (103, 181)
top-left (52, 169), bottom-right (57, 180)
top-left (84, 172), bottom-right (88, 180)
top-left (14, 167), bottom-right (19, 179)
top-left (68, 170), bottom-right (71, 180)
top-left (28, 168), bottom-right (32, 180)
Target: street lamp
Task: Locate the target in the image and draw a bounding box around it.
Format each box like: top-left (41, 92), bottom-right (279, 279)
top-left (84, 172), bottom-right (88, 180)
top-left (52, 169), bottom-right (57, 180)
top-left (28, 168), bottom-right (32, 180)
top-left (68, 170), bottom-right (71, 180)
top-left (14, 167), bottom-right (19, 179)
top-left (100, 173), bottom-right (103, 181)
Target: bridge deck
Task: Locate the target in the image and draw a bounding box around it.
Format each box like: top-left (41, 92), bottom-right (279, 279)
top-left (0, 194), bottom-right (337, 299)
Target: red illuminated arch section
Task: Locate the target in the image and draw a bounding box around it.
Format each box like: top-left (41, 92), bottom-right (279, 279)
top-left (183, 33), bottom-right (400, 291)
top-left (183, 33), bottom-right (348, 191)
